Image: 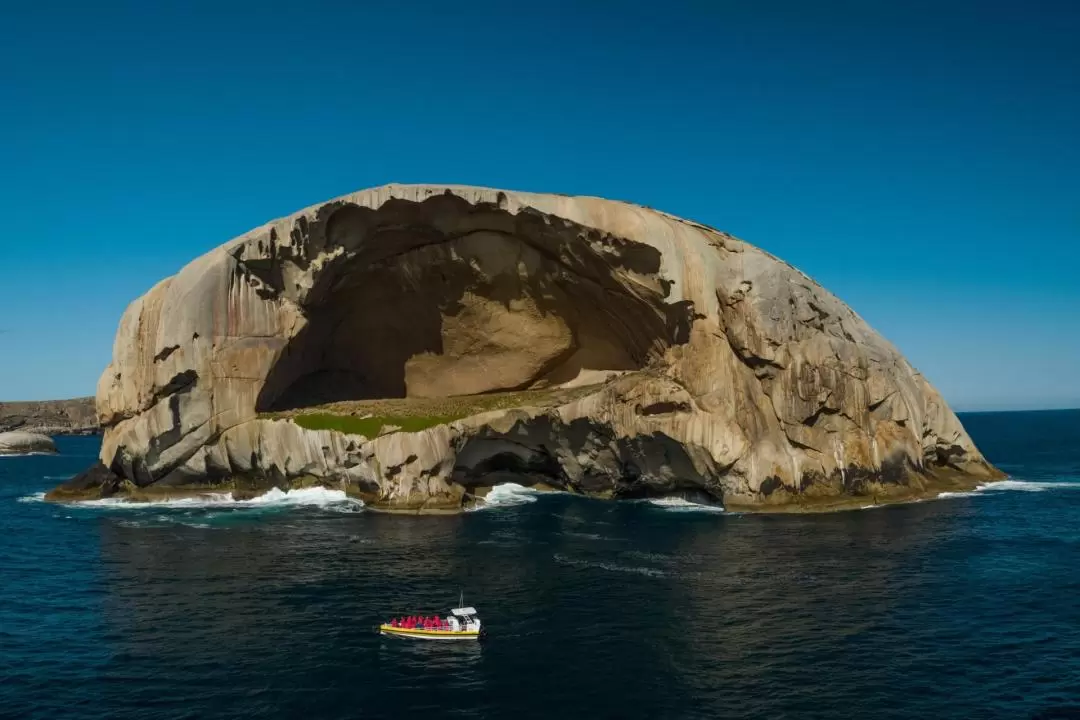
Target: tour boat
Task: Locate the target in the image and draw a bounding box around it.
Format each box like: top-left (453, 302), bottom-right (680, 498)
top-left (379, 605), bottom-right (483, 641)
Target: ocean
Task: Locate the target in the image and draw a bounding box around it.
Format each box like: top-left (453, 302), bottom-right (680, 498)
top-left (2, 410), bottom-right (1078, 719)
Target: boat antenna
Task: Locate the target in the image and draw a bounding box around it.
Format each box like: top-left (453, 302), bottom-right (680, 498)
top-left (459, 590), bottom-right (464, 608)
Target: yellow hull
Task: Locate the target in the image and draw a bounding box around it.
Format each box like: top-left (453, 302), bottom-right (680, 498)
top-left (379, 624), bottom-right (480, 641)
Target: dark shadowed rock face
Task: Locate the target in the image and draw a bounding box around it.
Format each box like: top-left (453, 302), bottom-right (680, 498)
top-left (0, 431), bottom-right (57, 456)
top-left (44, 461), bottom-right (121, 501)
top-left (52, 184), bottom-right (1002, 510)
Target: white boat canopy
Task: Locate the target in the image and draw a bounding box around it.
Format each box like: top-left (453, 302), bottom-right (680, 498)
top-left (452, 607), bottom-right (477, 616)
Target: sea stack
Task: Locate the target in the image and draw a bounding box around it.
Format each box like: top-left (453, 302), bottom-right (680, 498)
top-left (48, 184), bottom-right (1002, 510)
top-left (0, 431), bottom-right (58, 456)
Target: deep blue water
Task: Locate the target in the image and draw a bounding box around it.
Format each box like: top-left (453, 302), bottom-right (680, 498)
top-left (2, 410), bottom-right (1079, 720)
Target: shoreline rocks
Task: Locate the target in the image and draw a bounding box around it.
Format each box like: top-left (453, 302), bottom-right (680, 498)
top-left (49, 183), bottom-right (1002, 512)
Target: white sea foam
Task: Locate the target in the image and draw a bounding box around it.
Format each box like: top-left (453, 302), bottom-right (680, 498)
top-left (938, 479), bottom-right (1080, 500)
top-left (16, 492), bottom-right (46, 503)
top-left (562, 531), bottom-right (606, 541)
top-left (235, 487), bottom-right (360, 507)
top-left (646, 497), bottom-right (726, 513)
top-left (471, 482), bottom-right (541, 510)
top-left (977, 480), bottom-right (1079, 492)
top-left (76, 493), bottom-right (234, 508)
top-left (73, 487), bottom-right (363, 510)
top-left (553, 553), bottom-right (665, 577)
top-left (935, 491), bottom-right (977, 500)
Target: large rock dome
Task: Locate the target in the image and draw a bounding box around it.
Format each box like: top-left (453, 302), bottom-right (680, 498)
top-left (49, 184), bottom-right (1000, 509)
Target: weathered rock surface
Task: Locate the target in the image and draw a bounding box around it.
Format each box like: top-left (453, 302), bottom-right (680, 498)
top-left (49, 184), bottom-right (1001, 509)
top-left (0, 431), bottom-right (57, 455)
top-left (0, 398), bottom-right (98, 435)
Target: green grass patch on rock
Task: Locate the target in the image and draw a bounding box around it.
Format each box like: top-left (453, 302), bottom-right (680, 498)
top-left (259, 380), bottom-right (621, 440)
top-left (290, 412), bottom-right (465, 438)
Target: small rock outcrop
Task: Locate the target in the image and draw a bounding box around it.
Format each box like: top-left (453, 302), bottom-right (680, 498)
top-left (50, 184), bottom-right (1001, 510)
top-left (0, 431), bottom-right (57, 455)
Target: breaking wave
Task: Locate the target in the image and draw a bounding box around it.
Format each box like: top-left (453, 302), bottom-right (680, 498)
top-left (70, 487), bottom-right (363, 511)
top-left (17, 492), bottom-right (46, 503)
top-left (471, 483), bottom-right (542, 510)
top-left (939, 479), bottom-right (1080, 500)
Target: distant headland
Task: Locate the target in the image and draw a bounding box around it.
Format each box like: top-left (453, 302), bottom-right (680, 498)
top-left (0, 397), bottom-right (98, 436)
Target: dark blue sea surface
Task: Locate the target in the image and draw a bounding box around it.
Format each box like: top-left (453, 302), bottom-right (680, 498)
top-left (2, 411), bottom-right (1079, 719)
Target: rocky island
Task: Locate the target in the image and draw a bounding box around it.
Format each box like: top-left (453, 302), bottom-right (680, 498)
top-left (48, 184), bottom-right (1001, 510)
top-left (0, 431), bottom-right (58, 456)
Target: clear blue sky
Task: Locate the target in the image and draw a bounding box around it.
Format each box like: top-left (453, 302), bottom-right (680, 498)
top-left (1, 0), bottom-right (1077, 410)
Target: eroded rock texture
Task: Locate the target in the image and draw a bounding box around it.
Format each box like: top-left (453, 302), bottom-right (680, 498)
top-left (50, 184), bottom-right (1000, 509)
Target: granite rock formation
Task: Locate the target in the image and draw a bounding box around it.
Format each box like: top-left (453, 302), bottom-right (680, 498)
top-left (48, 184), bottom-right (1001, 510)
top-left (0, 431), bottom-right (57, 455)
